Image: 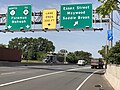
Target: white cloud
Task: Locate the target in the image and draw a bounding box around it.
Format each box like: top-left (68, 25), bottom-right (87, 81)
top-left (0, 7), bottom-right (7, 14)
top-left (0, 2), bottom-right (7, 13)
top-left (69, 0), bottom-right (85, 4)
top-left (32, 6), bottom-right (40, 12)
top-left (46, 3), bottom-right (60, 10)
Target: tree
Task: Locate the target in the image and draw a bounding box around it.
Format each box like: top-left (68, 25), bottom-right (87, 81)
top-left (58, 49), bottom-right (68, 55)
top-left (98, 45), bottom-right (109, 60)
top-left (108, 40), bottom-right (120, 64)
top-left (0, 44), bottom-right (7, 48)
top-left (8, 37), bottom-right (55, 60)
top-left (96, 0), bottom-right (119, 17)
top-left (67, 52), bottom-right (77, 63)
top-left (66, 51), bottom-right (92, 64)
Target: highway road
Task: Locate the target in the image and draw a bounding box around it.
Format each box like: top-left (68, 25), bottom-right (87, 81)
top-left (0, 65), bottom-right (114, 90)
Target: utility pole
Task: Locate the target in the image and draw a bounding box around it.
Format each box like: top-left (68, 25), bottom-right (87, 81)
top-left (109, 12), bottom-right (113, 49)
top-left (105, 12), bottom-right (113, 69)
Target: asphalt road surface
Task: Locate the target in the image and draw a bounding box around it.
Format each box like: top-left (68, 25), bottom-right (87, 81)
top-left (0, 65), bottom-right (114, 90)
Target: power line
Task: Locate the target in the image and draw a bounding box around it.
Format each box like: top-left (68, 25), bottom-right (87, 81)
top-left (113, 25), bottom-right (120, 31)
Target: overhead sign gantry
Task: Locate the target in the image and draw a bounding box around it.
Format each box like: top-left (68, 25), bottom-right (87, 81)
top-left (0, 3), bottom-right (111, 32)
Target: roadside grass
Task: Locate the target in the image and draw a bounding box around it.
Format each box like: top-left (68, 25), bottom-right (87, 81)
top-left (21, 60), bottom-right (43, 63)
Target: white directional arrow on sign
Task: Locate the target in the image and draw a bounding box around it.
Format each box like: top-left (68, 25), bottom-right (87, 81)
top-left (8, 25), bottom-right (12, 29)
top-left (26, 25), bottom-right (30, 28)
top-left (74, 21), bottom-right (78, 26)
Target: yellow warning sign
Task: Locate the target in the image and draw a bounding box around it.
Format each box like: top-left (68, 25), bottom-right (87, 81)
top-left (42, 9), bottom-right (57, 30)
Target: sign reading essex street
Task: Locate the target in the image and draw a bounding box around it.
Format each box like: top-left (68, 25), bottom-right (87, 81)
top-left (60, 4), bottom-right (92, 29)
top-left (42, 9), bottom-right (57, 30)
top-left (6, 5), bottom-right (32, 30)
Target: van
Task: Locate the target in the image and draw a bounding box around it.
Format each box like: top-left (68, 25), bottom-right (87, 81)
top-left (77, 60), bottom-right (85, 66)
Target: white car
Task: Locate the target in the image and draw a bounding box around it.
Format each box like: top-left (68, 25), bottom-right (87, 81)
top-left (77, 60), bottom-right (86, 66)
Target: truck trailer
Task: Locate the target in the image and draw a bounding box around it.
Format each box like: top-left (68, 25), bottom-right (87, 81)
top-left (0, 48), bottom-right (22, 62)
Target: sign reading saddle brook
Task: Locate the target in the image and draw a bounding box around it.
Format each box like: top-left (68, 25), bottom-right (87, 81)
top-left (60, 4), bottom-right (92, 29)
top-left (7, 5), bottom-right (32, 30)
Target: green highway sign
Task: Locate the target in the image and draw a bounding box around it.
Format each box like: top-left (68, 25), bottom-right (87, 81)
top-left (6, 5), bottom-right (32, 30)
top-left (60, 4), bottom-right (92, 29)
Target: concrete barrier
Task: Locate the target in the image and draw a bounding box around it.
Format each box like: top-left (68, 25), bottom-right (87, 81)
top-left (105, 65), bottom-right (120, 90)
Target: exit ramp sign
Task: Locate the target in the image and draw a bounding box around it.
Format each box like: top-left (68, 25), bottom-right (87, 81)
top-left (6, 5), bottom-right (32, 31)
top-left (60, 4), bottom-right (92, 29)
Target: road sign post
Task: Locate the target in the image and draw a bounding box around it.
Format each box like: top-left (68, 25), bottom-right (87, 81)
top-left (60, 4), bottom-right (92, 29)
top-left (42, 9), bottom-right (57, 30)
top-left (6, 5), bottom-right (32, 31)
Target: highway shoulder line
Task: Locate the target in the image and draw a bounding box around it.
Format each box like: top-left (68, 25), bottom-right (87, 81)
top-left (76, 70), bottom-right (103, 90)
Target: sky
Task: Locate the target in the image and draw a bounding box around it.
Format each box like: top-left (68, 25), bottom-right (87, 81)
top-left (0, 0), bottom-right (120, 58)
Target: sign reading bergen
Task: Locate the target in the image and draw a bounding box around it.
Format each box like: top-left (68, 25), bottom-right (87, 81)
top-left (6, 5), bottom-right (32, 30)
top-left (42, 9), bottom-right (57, 30)
top-left (60, 4), bottom-right (92, 29)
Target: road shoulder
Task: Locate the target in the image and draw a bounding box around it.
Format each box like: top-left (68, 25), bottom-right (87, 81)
top-left (79, 69), bottom-right (114, 90)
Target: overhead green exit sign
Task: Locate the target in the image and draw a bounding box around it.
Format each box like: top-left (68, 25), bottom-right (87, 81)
top-left (6, 5), bottom-right (32, 31)
top-left (60, 4), bottom-right (92, 29)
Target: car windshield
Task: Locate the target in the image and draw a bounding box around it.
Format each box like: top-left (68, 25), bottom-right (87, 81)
top-left (0, 0), bottom-right (116, 90)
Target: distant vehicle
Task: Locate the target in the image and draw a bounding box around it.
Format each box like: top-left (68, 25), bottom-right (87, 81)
top-left (77, 60), bottom-right (86, 66)
top-left (91, 59), bottom-right (104, 69)
top-left (43, 53), bottom-right (64, 64)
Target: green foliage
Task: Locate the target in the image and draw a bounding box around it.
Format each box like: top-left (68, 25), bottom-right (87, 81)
top-left (0, 44), bottom-right (7, 48)
top-left (108, 40), bottom-right (120, 64)
top-left (98, 45), bottom-right (109, 59)
top-left (37, 52), bottom-right (47, 61)
top-left (66, 51), bottom-right (92, 64)
top-left (96, 0), bottom-right (119, 17)
top-left (8, 37), bottom-right (55, 60)
top-left (58, 49), bottom-right (68, 54)
top-left (67, 52), bottom-right (77, 63)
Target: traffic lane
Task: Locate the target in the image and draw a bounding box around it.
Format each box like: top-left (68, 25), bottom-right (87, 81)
top-left (0, 66), bottom-right (64, 85)
top-left (0, 65), bottom-right (90, 85)
top-left (0, 65), bottom-right (85, 73)
top-left (80, 70), bottom-right (114, 90)
top-left (0, 65), bottom-right (88, 84)
top-left (0, 65), bottom-right (84, 84)
top-left (0, 66), bottom-right (27, 74)
top-left (0, 68), bottom-right (98, 90)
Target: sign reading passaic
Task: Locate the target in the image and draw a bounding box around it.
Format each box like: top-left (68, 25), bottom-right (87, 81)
top-left (60, 4), bottom-right (92, 29)
top-left (6, 5), bottom-right (32, 30)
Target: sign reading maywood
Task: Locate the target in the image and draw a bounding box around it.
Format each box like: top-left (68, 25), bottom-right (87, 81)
top-left (60, 4), bottom-right (92, 29)
top-left (6, 5), bottom-right (32, 31)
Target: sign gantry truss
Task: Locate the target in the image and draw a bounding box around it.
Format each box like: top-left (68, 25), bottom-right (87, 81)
top-left (0, 10), bottom-right (110, 33)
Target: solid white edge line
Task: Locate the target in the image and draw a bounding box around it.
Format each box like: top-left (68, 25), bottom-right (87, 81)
top-left (76, 70), bottom-right (102, 90)
top-left (0, 71), bottom-right (64, 87)
top-left (0, 67), bottom-right (90, 87)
